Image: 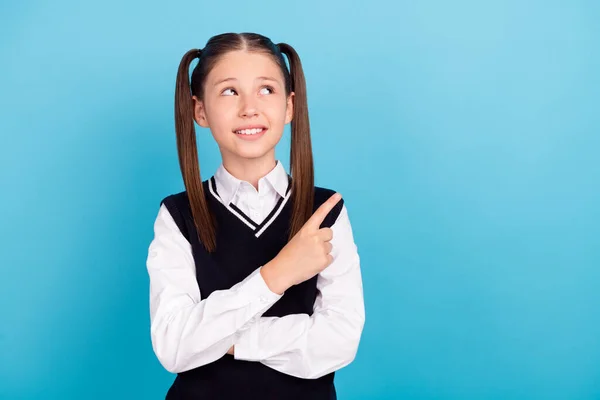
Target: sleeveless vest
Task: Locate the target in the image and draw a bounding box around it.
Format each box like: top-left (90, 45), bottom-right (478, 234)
top-left (160, 177), bottom-right (344, 400)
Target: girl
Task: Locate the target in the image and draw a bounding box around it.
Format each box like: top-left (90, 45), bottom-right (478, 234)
top-left (146, 32), bottom-right (365, 400)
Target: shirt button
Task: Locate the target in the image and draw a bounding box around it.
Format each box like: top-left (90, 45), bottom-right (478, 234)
top-left (260, 295), bottom-right (268, 303)
top-left (149, 251), bottom-right (157, 258)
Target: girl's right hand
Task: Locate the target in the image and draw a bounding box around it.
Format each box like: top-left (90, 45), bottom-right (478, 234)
top-left (260, 193), bottom-right (343, 295)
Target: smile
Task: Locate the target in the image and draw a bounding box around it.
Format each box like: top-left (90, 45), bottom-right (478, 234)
top-left (235, 128), bottom-right (265, 135)
top-left (234, 127), bottom-right (267, 141)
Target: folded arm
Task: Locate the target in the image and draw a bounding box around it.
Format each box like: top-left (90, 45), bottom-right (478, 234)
top-left (233, 204), bottom-right (366, 379)
top-left (147, 204), bottom-right (282, 373)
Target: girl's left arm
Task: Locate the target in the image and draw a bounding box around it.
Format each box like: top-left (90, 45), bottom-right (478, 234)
top-left (233, 204), bottom-right (366, 379)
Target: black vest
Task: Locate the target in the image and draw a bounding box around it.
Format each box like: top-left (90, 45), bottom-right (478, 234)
top-left (160, 177), bottom-right (344, 400)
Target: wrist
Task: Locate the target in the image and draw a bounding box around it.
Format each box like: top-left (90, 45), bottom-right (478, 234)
top-left (260, 259), bottom-right (288, 295)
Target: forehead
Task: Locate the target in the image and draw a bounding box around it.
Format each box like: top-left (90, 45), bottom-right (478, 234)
top-left (207, 50), bottom-right (284, 83)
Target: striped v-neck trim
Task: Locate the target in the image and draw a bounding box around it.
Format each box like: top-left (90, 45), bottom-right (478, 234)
top-left (208, 175), bottom-right (293, 238)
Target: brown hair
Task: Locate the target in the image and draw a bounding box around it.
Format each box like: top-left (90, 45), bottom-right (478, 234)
top-left (174, 32), bottom-right (314, 252)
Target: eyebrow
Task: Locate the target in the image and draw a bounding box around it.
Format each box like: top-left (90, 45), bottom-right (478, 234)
top-left (213, 76), bottom-right (280, 87)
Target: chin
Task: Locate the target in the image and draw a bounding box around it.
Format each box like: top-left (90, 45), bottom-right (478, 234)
top-left (233, 148), bottom-right (274, 160)
top-left (232, 139), bottom-right (280, 159)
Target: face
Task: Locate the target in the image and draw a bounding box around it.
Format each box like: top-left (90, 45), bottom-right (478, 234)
top-left (192, 50), bottom-right (294, 167)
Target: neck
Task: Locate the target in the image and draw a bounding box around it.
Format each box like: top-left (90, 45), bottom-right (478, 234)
top-left (220, 153), bottom-right (277, 190)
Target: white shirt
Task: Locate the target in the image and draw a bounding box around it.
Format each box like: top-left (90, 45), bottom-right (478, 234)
top-left (146, 160), bottom-right (365, 379)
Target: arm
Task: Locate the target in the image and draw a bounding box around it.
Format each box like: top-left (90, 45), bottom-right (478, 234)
top-left (146, 204), bottom-right (283, 373)
top-left (233, 204), bottom-right (365, 379)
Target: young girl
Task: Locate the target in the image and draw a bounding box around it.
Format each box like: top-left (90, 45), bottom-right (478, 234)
top-left (146, 32), bottom-right (365, 399)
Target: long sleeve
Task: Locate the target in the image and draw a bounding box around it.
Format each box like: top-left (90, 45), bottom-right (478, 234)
top-left (146, 204), bottom-right (283, 373)
top-left (233, 204), bottom-right (365, 379)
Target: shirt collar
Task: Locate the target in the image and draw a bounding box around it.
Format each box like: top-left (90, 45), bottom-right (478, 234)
top-left (213, 160), bottom-right (289, 205)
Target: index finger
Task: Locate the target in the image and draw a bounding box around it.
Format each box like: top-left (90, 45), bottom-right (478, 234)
top-left (304, 193), bottom-right (342, 231)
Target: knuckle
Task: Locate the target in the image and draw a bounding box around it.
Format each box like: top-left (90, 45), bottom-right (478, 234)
top-left (319, 228), bottom-right (332, 237)
top-left (299, 229), bottom-right (310, 239)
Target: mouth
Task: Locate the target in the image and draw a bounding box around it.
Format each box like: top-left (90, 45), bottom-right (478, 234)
top-left (233, 126), bottom-right (268, 141)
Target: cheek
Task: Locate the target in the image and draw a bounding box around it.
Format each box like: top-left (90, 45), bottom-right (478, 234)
top-left (203, 105), bottom-right (232, 143)
top-left (267, 101), bottom-right (290, 124)
top-left (206, 102), bottom-right (234, 128)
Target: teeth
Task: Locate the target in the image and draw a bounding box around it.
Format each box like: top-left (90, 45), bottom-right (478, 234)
top-left (236, 128), bottom-right (264, 135)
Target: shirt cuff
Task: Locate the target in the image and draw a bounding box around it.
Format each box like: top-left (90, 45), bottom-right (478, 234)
top-left (234, 266), bottom-right (282, 325)
top-left (239, 266), bottom-right (283, 303)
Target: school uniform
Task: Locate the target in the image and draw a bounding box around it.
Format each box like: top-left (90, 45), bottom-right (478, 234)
top-left (146, 160), bottom-right (365, 400)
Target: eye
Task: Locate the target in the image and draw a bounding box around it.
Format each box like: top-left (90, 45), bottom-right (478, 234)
top-left (260, 86), bottom-right (275, 95)
top-left (221, 88), bottom-right (237, 96)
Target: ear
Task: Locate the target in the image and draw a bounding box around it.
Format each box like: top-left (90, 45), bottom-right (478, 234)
top-left (284, 92), bottom-right (294, 124)
top-left (192, 95), bottom-right (209, 128)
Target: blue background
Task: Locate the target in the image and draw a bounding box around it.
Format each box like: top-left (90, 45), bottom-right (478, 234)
top-left (1, 0), bottom-right (599, 399)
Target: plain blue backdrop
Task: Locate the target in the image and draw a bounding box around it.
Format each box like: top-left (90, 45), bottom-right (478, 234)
top-left (1, 0), bottom-right (599, 399)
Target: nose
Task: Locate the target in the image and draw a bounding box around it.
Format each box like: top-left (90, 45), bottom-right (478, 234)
top-left (238, 94), bottom-right (259, 118)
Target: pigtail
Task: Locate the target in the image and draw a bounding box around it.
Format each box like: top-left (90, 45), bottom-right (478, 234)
top-left (174, 48), bottom-right (217, 252)
top-left (277, 43), bottom-right (315, 240)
